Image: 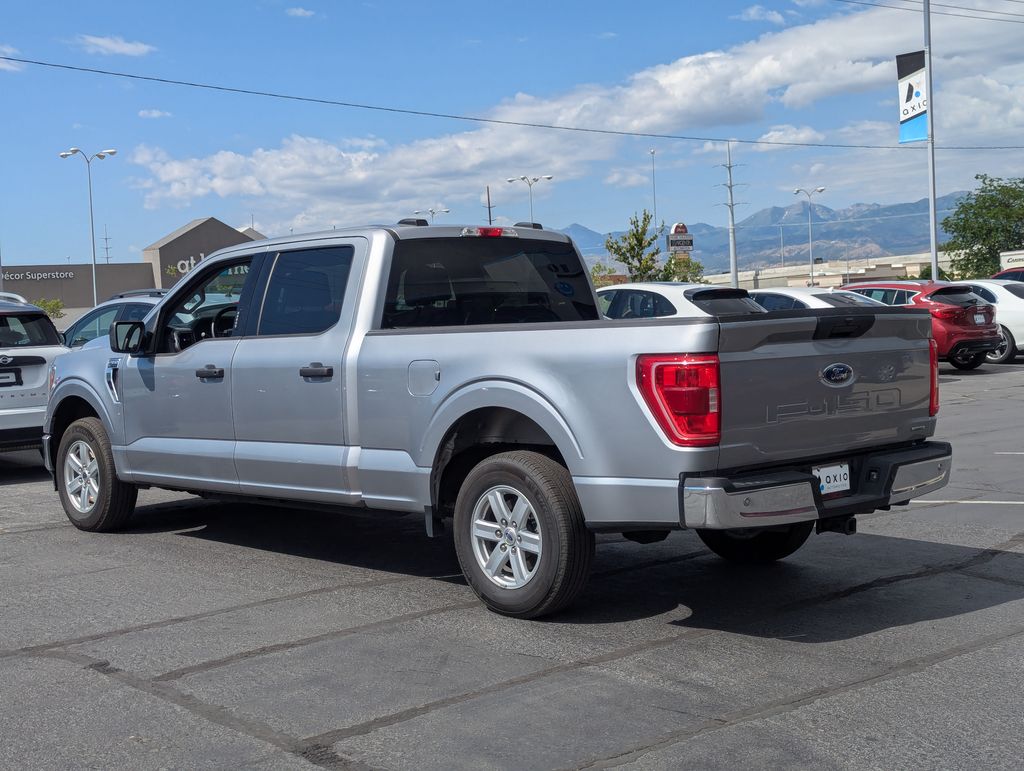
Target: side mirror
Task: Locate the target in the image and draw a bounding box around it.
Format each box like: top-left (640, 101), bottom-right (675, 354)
top-left (110, 321), bottom-right (146, 354)
top-left (58, 331), bottom-right (67, 346)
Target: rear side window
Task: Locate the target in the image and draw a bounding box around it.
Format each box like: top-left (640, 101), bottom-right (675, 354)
top-left (383, 237), bottom-right (598, 328)
top-left (258, 246), bottom-right (354, 336)
top-left (968, 285), bottom-right (997, 304)
top-left (817, 292), bottom-right (884, 308)
top-left (0, 313), bottom-right (60, 347)
top-left (927, 287), bottom-right (987, 307)
top-left (605, 290), bottom-right (677, 319)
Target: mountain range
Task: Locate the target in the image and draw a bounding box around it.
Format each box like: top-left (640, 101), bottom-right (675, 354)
top-left (559, 192), bottom-right (966, 273)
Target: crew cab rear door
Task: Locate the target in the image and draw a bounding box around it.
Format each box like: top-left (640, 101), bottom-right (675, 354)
top-left (230, 240), bottom-right (364, 503)
top-left (715, 308), bottom-right (935, 470)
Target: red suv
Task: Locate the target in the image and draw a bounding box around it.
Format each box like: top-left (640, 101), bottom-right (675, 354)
top-left (842, 281), bottom-right (1000, 370)
top-left (991, 268), bottom-right (1024, 282)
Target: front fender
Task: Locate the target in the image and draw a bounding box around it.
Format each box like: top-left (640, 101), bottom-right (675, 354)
top-left (417, 378), bottom-right (585, 473)
top-left (46, 376), bottom-right (121, 445)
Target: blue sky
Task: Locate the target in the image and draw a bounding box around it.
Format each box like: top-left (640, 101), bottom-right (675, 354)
top-left (2, 0), bottom-right (1023, 265)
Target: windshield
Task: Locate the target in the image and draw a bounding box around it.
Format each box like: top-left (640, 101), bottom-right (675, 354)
top-left (0, 312), bottom-right (61, 347)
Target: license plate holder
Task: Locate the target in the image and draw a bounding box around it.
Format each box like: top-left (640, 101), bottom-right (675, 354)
top-left (813, 462), bottom-right (851, 496)
top-left (974, 313), bottom-right (986, 324)
top-left (0, 368), bottom-right (20, 387)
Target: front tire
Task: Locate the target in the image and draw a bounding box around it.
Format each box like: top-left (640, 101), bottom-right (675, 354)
top-left (697, 522), bottom-right (813, 564)
top-left (453, 451), bottom-right (594, 618)
top-left (57, 417), bottom-right (138, 532)
top-left (948, 351), bottom-right (986, 370)
top-left (986, 326), bottom-right (1017, 364)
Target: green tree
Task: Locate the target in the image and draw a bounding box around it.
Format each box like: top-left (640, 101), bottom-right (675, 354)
top-left (33, 298), bottom-right (65, 320)
top-left (917, 264), bottom-right (948, 281)
top-left (663, 255), bottom-right (706, 283)
top-left (942, 174), bottom-right (1024, 278)
top-left (604, 210), bottom-right (666, 282)
top-left (589, 261), bottom-right (619, 288)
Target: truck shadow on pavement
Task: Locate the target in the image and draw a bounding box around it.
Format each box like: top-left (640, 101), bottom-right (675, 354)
top-left (0, 451), bottom-right (51, 486)
top-left (125, 500), bottom-right (1024, 643)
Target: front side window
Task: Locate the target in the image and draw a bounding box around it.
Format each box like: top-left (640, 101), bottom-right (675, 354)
top-left (1006, 284), bottom-right (1024, 300)
top-left (159, 259), bottom-right (254, 352)
top-left (258, 246), bottom-right (354, 336)
top-left (0, 313), bottom-right (61, 347)
top-left (383, 237), bottom-right (598, 328)
top-left (119, 303), bottom-right (154, 322)
top-left (858, 288), bottom-right (897, 305)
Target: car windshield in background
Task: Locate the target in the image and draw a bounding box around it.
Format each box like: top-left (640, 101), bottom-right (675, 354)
top-left (816, 292), bottom-right (885, 308)
top-left (383, 237), bottom-right (598, 327)
top-left (928, 287), bottom-right (987, 307)
top-left (0, 313), bottom-right (60, 347)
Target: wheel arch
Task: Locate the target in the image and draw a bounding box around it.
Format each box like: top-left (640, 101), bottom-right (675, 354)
top-left (425, 386), bottom-right (583, 520)
top-left (47, 384), bottom-right (108, 473)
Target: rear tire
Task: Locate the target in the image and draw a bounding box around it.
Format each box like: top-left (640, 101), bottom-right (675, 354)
top-left (697, 522), bottom-right (813, 564)
top-left (56, 417), bottom-right (138, 532)
top-left (986, 326), bottom-right (1017, 364)
top-left (453, 451), bottom-right (594, 618)
top-left (948, 351), bottom-right (986, 370)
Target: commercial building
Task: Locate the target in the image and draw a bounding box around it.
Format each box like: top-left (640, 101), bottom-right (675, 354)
top-left (1, 217), bottom-right (263, 325)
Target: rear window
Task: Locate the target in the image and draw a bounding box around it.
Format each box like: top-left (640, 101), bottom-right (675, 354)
top-left (686, 288), bottom-right (765, 316)
top-left (816, 292), bottom-right (885, 308)
top-left (927, 287), bottom-right (987, 307)
top-left (382, 237), bottom-right (598, 328)
top-left (1006, 284), bottom-right (1024, 300)
top-left (0, 312), bottom-right (60, 347)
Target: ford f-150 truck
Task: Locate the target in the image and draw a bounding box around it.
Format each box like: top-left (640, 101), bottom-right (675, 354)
top-left (44, 221), bottom-right (951, 617)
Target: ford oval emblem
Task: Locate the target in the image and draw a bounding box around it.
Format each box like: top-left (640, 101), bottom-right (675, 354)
top-left (820, 363), bottom-right (855, 388)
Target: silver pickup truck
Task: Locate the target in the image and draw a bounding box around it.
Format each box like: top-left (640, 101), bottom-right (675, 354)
top-left (44, 222), bottom-right (951, 617)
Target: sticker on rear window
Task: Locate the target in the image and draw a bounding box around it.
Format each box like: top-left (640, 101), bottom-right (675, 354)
top-left (554, 281), bottom-right (574, 297)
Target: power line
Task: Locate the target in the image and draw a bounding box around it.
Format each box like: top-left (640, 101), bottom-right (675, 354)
top-left (831, 0), bottom-right (1024, 22)
top-left (894, 0), bottom-right (1024, 18)
top-left (2, 54), bottom-right (1023, 152)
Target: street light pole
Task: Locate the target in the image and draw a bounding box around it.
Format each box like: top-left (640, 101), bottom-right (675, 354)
top-left (60, 147), bottom-right (117, 306)
top-left (649, 149), bottom-right (658, 229)
top-left (414, 207), bottom-right (450, 223)
top-left (794, 186), bottom-right (826, 286)
top-left (506, 175), bottom-right (553, 223)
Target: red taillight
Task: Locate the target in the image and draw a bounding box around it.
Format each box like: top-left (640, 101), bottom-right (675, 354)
top-left (931, 305), bottom-right (961, 321)
top-left (929, 338), bottom-right (939, 417)
top-left (637, 354), bottom-right (720, 446)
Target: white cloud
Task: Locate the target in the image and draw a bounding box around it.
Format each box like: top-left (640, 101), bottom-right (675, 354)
top-left (733, 5), bottom-right (786, 24)
top-left (138, 109), bottom-right (172, 119)
top-left (597, 32), bottom-right (618, 40)
top-left (286, 7), bottom-right (316, 17)
top-left (604, 169), bottom-right (648, 187)
top-left (0, 44), bottom-right (22, 71)
top-left (130, 5), bottom-right (1024, 228)
top-left (753, 124), bottom-right (825, 150)
top-left (77, 34), bottom-right (156, 56)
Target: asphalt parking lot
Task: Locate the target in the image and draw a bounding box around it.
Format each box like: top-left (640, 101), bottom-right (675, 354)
top-left (2, 364), bottom-right (1023, 770)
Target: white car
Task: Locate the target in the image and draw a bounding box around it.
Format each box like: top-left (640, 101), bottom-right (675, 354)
top-left (951, 279), bottom-right (1024, 363)
top-left (0, 294), bottom-right (66, 452)
top-left (596, 282), bottom-right (880, 320)
top-left (597, 282), bottom-right (765, 318)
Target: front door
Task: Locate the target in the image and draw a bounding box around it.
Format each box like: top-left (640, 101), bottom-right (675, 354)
top-left (120, 257), bottom-right (257, 492)
top-left (231, 242), bottom-right (361, 503)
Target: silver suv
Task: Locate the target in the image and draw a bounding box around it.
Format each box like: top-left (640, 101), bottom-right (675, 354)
top-left (61, 289), bottom-right (166, 348)
top-left (0, 293), bottom-right (65, 452)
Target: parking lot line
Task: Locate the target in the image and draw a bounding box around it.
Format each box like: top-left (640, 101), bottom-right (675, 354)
top-left (914, 500), bottom-right (1024, 505)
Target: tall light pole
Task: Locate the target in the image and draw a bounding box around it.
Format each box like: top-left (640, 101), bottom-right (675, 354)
top-left (60, 147), bottom-right (117, 306)
top-left (923, 0), bottom-right (940, 280)
top-left (794, 186), bottom-right (825, 286)
top-left (414, 207), bottom-right (450, 223)
top-left (506, 175), bottom-right (553, 223)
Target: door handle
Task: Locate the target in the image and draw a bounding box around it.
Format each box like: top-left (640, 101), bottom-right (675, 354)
top-left (196, 365), bottom-right (225, 380)
top-left (299, 362), bottom-right (334, 379)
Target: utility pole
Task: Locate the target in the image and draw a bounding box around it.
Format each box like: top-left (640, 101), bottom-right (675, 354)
top-left (778, 225), bottom-right (786, 267)
top-left (101, 224), bottom-right (112, 264)
top-left (923, 0), bottom-right (940, 279)
top-left (718, 142), bottom-right (743, 288)
top-left (483, 185), bottom-right (495, 225)
top-left (649, 149), bottom-right (658, 230)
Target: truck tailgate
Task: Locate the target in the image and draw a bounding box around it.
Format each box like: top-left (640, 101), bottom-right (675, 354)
top-left (716, 308), bottom-right (935, 470)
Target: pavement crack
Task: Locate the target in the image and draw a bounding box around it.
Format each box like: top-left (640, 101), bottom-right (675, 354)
top-left (574, 623), bottom-right (1024, 769)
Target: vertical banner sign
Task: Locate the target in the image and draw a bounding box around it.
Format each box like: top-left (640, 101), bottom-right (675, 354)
top-left (897, 51), bottom-right (928, 143)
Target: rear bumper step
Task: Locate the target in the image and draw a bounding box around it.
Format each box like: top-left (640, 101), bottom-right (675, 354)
top-left (681, 441), bottom-right (951, 529)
